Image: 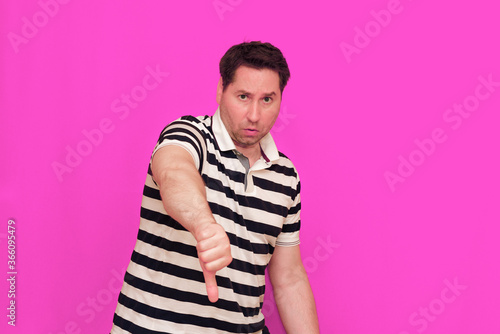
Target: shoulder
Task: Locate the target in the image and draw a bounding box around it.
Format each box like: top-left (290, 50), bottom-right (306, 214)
top-left (178, 115), bottom-right (210, 124)
top-left (271, 151), bottom-right (300, 179)
top-left (267, 151), bottom-right (301, 199)
top-left (157, 115), bottom-right (212, 140)
top-left (163, 115), bottom-right (211, 131)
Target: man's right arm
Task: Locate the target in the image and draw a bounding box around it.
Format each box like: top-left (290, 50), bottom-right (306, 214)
top-left (152, 145), bottom-right (232, 303)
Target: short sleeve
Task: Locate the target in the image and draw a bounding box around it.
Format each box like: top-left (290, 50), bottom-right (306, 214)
top-left (275, 177), bottom-right (301, 247)
top-left (151, 116), bottom-right (207, 173)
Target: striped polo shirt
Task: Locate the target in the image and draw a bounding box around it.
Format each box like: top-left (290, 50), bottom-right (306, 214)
top-left (112, 108), bottom-right (301, 334)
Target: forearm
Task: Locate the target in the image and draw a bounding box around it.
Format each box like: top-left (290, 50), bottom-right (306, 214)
top-left (158, 163), bottom-right (214, 234)
top-left (273, 270), bottom-right (320, 333)
top-left (268, 246), bottom-right (320, 334)
top-left (153, 146), bottom-right (216, 237)
top-left (152, 145), bottom-right (232, 302)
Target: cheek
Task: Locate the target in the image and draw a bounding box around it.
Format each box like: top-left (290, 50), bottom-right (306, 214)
top-left (221, 100), bottom-right (239, 124)
top-left (224, 99), bottom-right (245, 119)
top-left (268, 108), bottom-right (281, 126)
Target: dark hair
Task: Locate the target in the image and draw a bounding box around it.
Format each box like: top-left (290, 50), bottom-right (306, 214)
top-left (219, 41), bottom-right (290, 93)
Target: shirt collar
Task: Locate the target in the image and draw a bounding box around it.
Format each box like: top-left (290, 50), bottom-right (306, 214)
top-left (212, 107), bottom-right (280, 162)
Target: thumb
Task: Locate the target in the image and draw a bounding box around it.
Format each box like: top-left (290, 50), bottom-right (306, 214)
top-left (202, 267), bottom-right (219, 303)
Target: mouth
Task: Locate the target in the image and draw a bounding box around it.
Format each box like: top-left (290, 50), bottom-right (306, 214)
top-left (243, 128), bottom-right (258, 136)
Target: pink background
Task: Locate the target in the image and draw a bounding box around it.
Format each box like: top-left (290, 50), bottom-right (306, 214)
top-left (1, 0), bottom-right (500, 333)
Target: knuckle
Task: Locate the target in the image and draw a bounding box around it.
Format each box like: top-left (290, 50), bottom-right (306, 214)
top-left (199, 229), bottom-right (211, 240)
top-left (205, 262), bottom-right (218, 272)
top-left (198, 252), bottom-right (207, 263)
top-left (196, 241), bottom-right (206, 252)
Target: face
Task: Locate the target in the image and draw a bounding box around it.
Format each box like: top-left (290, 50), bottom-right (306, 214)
top-left (216, 65), bottom-right (282, 154)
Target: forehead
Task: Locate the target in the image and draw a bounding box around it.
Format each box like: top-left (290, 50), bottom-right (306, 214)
top-left (229, 65), bottom-right (280, 93)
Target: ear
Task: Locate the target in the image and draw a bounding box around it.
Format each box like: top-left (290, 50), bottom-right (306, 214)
top-left (216, 77), bottom-right (223, 105)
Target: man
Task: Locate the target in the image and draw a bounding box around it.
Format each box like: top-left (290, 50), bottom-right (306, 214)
top-left (111, 41), bottom-right (319, 333)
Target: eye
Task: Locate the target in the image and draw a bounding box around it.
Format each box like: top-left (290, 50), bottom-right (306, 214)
top-left (263, 96), bottom-right (272, 103)
top-left (239, 94), bottom-right (248, 101)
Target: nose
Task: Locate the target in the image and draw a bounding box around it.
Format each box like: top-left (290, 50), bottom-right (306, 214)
top-left (247, 101), bottom-right (260, 123)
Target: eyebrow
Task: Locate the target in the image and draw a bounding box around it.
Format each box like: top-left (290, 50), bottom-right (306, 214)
top-left (235, 90), bottom-right (277, 96)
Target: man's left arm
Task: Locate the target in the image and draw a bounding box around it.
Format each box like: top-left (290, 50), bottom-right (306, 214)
top-left (267, 244), bottom-right (320, 333)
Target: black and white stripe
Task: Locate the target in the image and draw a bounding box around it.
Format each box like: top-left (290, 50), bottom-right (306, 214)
top-left (112, 111), bottom-right (301, 333)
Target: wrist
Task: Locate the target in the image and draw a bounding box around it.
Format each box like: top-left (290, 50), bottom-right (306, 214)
top-left (191, 220), bottom-right (218, 242)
